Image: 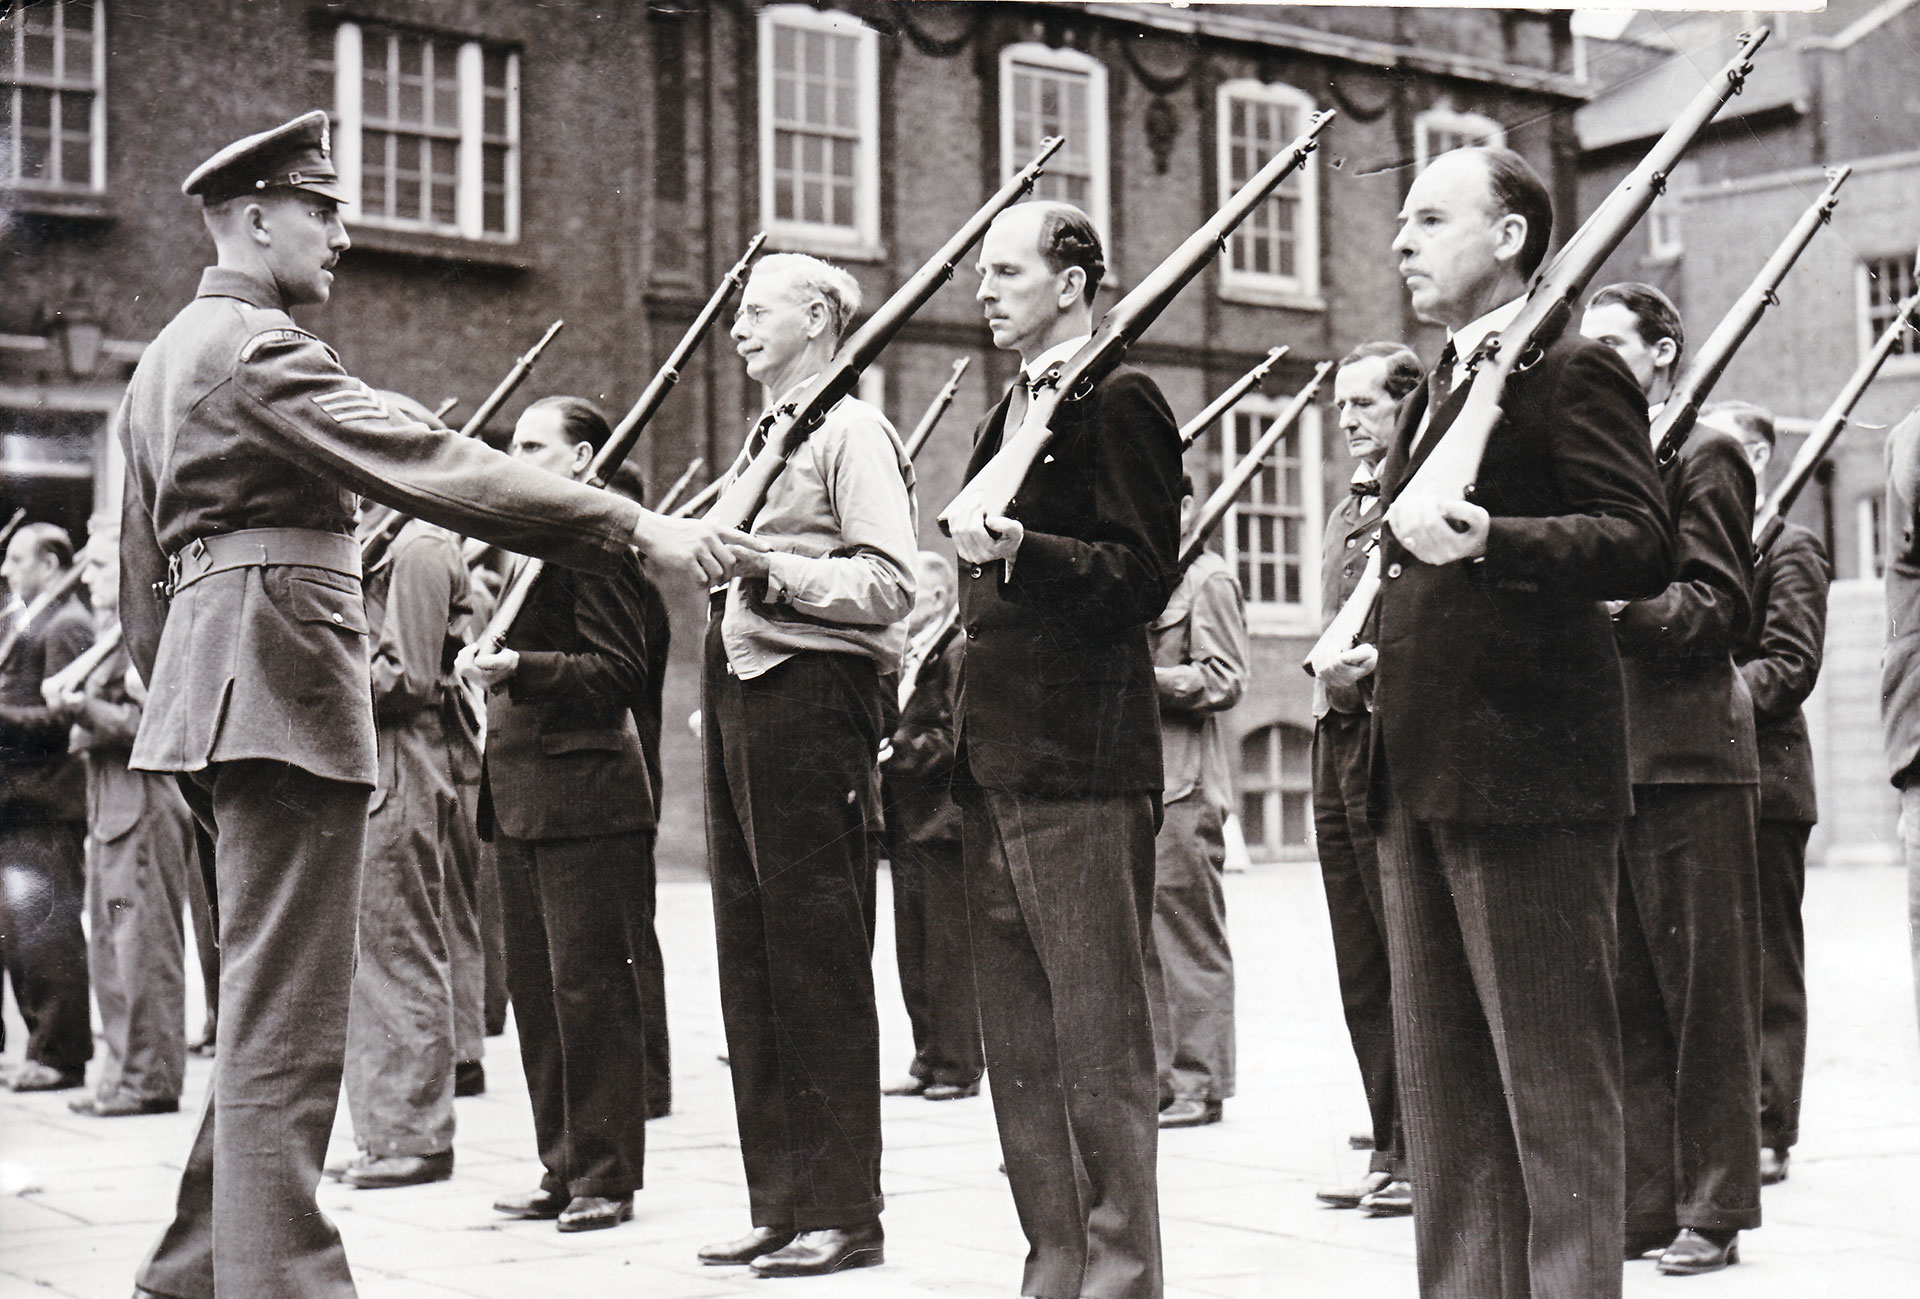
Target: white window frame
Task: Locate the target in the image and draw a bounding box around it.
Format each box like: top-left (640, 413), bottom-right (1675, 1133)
top-left (329, 21), bottom-right (521, 243)
top-left (1413, 107), bottom-right (1507, 171)
top-left (998, 42), bottom-right (1110, 244)
top-left (1216, 78), bottom-right (1321, 309)
top-left (1857, 255), bottom-right (1920, 378)
top-left (1220, 394), bottom-right (1323, 636)
top-left (1857, 493), bottom-right (1885, 581)
top-left (1, 0), bottom-right (107, 192)
top-left (757, 5), bottom-right (881, 258)
top-left (1238, 723), bottom-right (1316, 862)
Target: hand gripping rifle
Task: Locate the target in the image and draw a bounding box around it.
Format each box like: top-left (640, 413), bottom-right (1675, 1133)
top-left (360, 319), bottom-right (566, 568)
top-left (1306, 28), bottom-right (1768, 677)
top-left (707, 138), bottom-right (1065, 530)
top-left (471, 233), bottom-right (770, 654)
top-left (40, 620), bottom-right (122, 703)
top-left (940, 113), bottom-right (1333, 535)
top-left (1181, 347), bottom-right (1288, 450)
top-left (1654, 167), bottom-right (1849, 466)
top-left (1753, 271), bottom-right (1920, 556)
top-left (0, 561), bottom-right (87, 669)
top-left (1180, 361), bottom-right (1335, 572)
top-left (904, 357), bottom-right (973, 460)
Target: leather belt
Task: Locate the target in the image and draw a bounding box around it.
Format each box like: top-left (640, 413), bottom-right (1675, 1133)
top-left (168, 527), bottom-right (361, 597)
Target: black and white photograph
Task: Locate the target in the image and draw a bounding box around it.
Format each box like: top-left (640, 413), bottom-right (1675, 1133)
top-left (2, 1), bottom-right (1917, 1296)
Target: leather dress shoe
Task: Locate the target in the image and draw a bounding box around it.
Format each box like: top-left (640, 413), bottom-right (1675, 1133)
top-left (11, 1061), bottom-right (84, 1092)
top-left (1760, 1146), bottom-right (1789, 1185)
top-left (698, 1225), bottom-right (796, 1265)
top-left (750, 1221), bottom-right (884, 1277)
top-left (493, 1187), bottom-right (568, 1219)
top-left (1656, 1228), bottom-right (1739, 1276)
top-left (1317, 1170), bottom-right (1391, 1209)
top-left (454, 1060), bottom-right (486, 1097)
top-left (557, 1194), bottom-right (632, 1232)
top-left (343, 1150), bottom-right (453, 1189)
top-left (69, 1092), bottom-right (180, 1117)
top-left (923, 1080), bottom-right (980, 1101)
top-left (1359, 1178), bottom-right (1412, 1217)
top-left (881, 1076), bottom-right (930, 1097)
top-left (1158, 1097), bottom-right (1222, 1129)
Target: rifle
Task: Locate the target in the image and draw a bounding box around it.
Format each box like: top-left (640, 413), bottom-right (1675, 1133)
top-left (940, 113), bottom-right (1332, 534)
top-left (1180, 361), bottom-right (1335, 571)
top-left (472, 233), bottom-right (773, 654)
top-left (671, 470), bottom-right (728, 519)
top-left (653, 457), bottom-right (705, 514)
top-left (360, 320), bottom-right (566, 568)
top-left (708, 137), bottom-right (1065, 530)
top-left (0, 508), bottom-right (29, 552)
top-left (904, 357), bottom-right (973, 460)
top-left (1754, 275), bottom-right (1920, 555)
top-left (1654, 167), bottom-right (1848, 465)
top-left (0, 562), bottom-right (86, 669)
top-left (1182, 347), bottom-right (1288, 450)
top-left (1306, 29), bottom-right (1767, 677)
top-left (40, 620), bottom-right (122, 703)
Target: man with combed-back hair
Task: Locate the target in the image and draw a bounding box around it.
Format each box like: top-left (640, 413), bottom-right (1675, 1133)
top-left (697, 251), bottom-right (917, 1278)
top-left (946, 199), bottom-right (1182, 1299)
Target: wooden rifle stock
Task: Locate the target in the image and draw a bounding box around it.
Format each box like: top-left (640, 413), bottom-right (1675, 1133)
top-left (707, 137), bottom-right (1065, 530)
top-left (654, 457), bottom-right (705, 514)
top-left (1654, 167), bottom-right (1848, 465)
top-left (903, 357), bottom-right (972, 460)
top-left (1181, 361), bottom-right (1334, 571)
top-left (940, 112), bottom-right (1333, 535)
top-left (1305, 29), bottom-right (1768, 678)
top-left (1754, 282), bottom-right (1920, 555)
top-left (0, 562), bottom-right (86, 668)
top-left (41, 620), bottom-right (122, 701)
top-left (1181, 348), bottom-right (1287, 450)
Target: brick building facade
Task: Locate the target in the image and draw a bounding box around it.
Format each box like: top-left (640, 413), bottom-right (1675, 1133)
top-left (3, 1), bottom-right (1585, 872)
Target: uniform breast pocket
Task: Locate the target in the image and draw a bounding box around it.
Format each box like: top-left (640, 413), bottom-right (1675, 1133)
top-left (284, 573), bottom-right (369, 636)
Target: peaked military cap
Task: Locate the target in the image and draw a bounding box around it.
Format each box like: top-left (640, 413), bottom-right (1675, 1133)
top-left (182, 110), bottom-right (349, 205)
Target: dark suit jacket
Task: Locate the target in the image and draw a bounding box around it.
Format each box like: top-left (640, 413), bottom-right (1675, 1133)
top-left (1884, 412), bottom-right (1920, 788)
top-left (478, 553), bottom-right (668, 842)
top-left (1370, 331), bottom-right (1673, 825)
top-left (1738, 522), bottom-right (1828, 823)
top-left (1316, 481), bottom-right (1386, 718)
top-left (0, 594), bottom-right (93, 823)
top-left (955, 365), bottom-right (1183, 797)
top-left (1612, 426), bottom-right (1759, 786)
top-left (882, 622), bottom-right (962, 846)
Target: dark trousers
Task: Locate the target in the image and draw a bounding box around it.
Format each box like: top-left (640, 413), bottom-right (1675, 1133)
top-left (0, 819), bottom-right (91, 1074)
top-left (494, 827), bottom-right (656, 1200)
top-left (137, 760), bottom-right (369, 1299)
top-left (444, 770), bottom-right (487, 1066)
top-left (181, 818), bottom-right (219, 1039)
top-left (883, 791), bottom-right (982, 1088)
top-left (1757, 819), bottom-right (1811, 1153)
top-left (961, 785), bottom-right (1163, 1299)
top-left (705, 632), bottom-right (884, 1230)
top-left (1378, 801), bottom-right (1625, 1299)
top-left (1144, 796), bottom-right (1235, 1104)
top-left (89, 774), bottom-right (195, 1104)
top-left (1311, 710), bottom-right (1403, 1176)
top-left (1619, 783), bottom-right (1762, 1237)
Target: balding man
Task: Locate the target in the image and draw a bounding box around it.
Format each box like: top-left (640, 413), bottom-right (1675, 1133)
top-left (1372, 148), bottom-right (1672, 1298)
top-left (698, 253), bottom-right (916, 1277)
top-left (119, 112), bottom-right (740, 1299)
top-left (948, 200), bottom-right (1182, 1299)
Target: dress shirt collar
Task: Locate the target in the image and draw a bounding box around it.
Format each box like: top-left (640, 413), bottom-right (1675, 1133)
top-left (1646, 400), bottom-right (1666, 448)
top-left (1020, 334), bottom-right (1093, 390)
top-left (196, 266), bottom-right (284, 312)
top-left (1351, 460), bottom-right (1380, 487)
top-left (759, 372), bottom-right (823, 424)
top-left (1445, 295), bottom-right (1526, 383)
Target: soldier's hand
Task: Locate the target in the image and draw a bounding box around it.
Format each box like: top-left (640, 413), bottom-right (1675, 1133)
top-left (631, 511), bottom-right (745, 584)
top-left (1319, 643), bottom-right (1378, 689)
top-left (1387, 494), bottom-right (1487, 565)
top-left (455, 642), bottom-right (519, 690)
top-left (952, 512), bottom-right (1023, 565)
top-left (725, 533), bottom-right (775, 580)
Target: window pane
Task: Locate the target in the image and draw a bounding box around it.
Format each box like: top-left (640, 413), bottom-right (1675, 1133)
top-left (63, 1), bottom-right (95, 79)
top-left (433, 39), bottom-right (461, 129)
top-left (22, 7), bottom-right (56, 77)
top-left (19, 87), bottom-right (53, 180)
top-left (59, 93), bottom-right (90, 183)
top-left (1280, 791), bottom-right (1308, 847)
top-left (482, 144), bottom-right (508, 232)
top-left (1240, 794), bottom-right (1267, 846)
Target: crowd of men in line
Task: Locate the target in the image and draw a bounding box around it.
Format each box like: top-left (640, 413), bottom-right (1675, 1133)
top-left (1, 106), bottom-right (1913, 1299)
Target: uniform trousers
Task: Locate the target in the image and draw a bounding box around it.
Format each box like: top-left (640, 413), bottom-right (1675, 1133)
top-left (1618, 783), bottom-right (1762, 1238)
top-left (1311, 709), bottom-right (1402, 1175)
top-left (345, 720), bottom-right (456, 1157)
top-left (1143, 795), bottom-right (1235, 1105)
top-left (883, 780), bottom-right (982, 1089)
top-left (1377, 800), bottom-right (1625, 1299)
top-left (137, 759), bottom-right (369, 1299)
top-left (181, 824), bottom-right (219, 1041)
top-left (443, 768), bottom-right (487, 1067)
top-left (704, 631), bottom-right (884, 1230)
top-left (0, 819), bottom-right (92, 1074)
top-left (960, 784), bottom-right (1163, 1299)
top-left (88, 772), bottom-right (195, 1104)
top-left (494, 827), bottom-right (655, 1200)
top-left (1757, 820), bottom-right (1812, 1155)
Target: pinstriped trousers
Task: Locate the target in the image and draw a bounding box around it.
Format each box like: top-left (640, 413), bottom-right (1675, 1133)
top-left (1377, 803), bottom-right (1626, 1299)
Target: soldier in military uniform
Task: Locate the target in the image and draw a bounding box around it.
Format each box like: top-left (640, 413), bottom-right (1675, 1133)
top-left (119, 113), bottom-right (739, 1299)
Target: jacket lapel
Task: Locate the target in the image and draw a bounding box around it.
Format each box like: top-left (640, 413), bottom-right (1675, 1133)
top-left (1381, 379), bottom-right (1472, 497)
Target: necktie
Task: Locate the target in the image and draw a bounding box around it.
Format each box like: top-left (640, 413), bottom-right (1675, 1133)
top-left (747, 409), bottom-right (779, 459)
top-left (1350, 478), bottom-right (1381, 499)
top-left (1429, 339), bottom-right (1459, 413)
top-left (1005, 373), bottom-right (1031, 435)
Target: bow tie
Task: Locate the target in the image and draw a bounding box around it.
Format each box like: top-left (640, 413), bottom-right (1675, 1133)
top-left (1350, 479), bottom-right (1381, 499)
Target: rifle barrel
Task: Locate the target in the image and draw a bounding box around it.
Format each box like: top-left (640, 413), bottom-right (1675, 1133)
top-left (41, 621), bottom-right (122, 699)
top-left (0, 508), bottom-right (29, 552)
top-left (0, 562), bottom-right (86, 667)
top-left (457, 319), bottom-right (565, 441)
top-left (432, 396), bottom-right (460, 420)
top-left (654, 457), bottom-right (706, 514)
top-left (1181, 347), bottom-right (1287, 449)
top-left (903, 357), bottom-right (972, 461)
top-left (1181, 362), bottom-right (1334, 570)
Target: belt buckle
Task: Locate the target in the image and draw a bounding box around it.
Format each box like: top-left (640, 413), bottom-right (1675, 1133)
top-left (165, 538), bottom-right (209, 597)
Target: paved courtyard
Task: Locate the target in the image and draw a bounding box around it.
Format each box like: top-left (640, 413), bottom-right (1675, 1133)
top-left (4, 857), bottom-right (1918, 1298)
